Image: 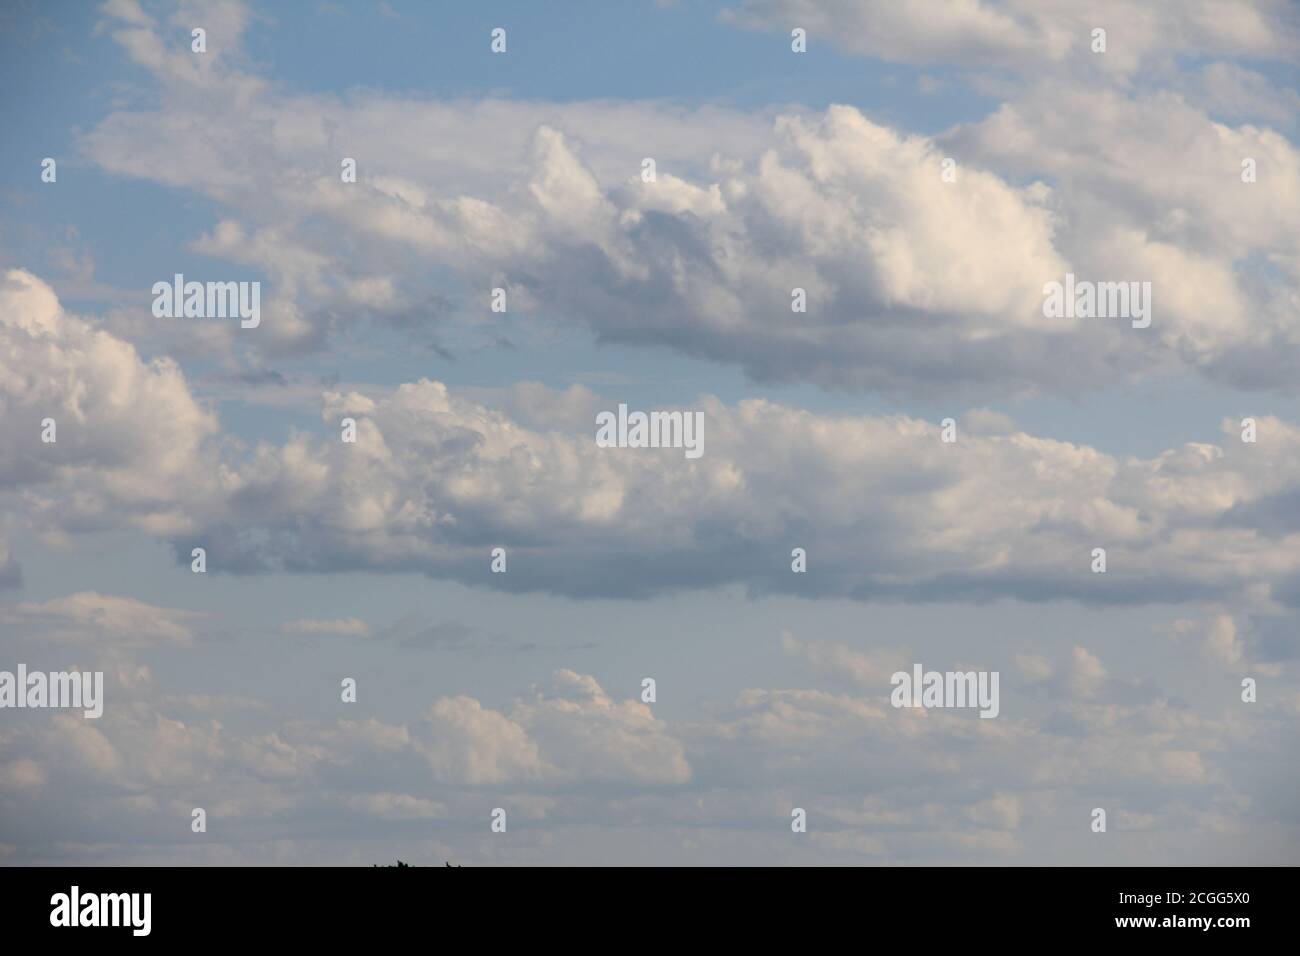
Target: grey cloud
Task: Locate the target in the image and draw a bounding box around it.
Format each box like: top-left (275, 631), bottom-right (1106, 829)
top-left (10, 273), bottom-right (1300, 607)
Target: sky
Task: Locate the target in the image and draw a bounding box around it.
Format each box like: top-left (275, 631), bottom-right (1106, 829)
top-left (0, 0), bottom-right (1298, 865)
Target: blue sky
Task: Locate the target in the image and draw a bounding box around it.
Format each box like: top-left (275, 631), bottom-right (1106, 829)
top-left (1, 0), bottom-right (1298, 865)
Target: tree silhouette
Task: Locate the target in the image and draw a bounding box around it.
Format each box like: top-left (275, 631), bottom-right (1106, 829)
top-left (372, 859), bottom-right (461, 867)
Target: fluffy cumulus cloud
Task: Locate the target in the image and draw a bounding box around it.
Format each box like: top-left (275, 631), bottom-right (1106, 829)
top-left (943, 82), bottom-right (1300, 389)
top-left (9, 270), bottom-right (1300, 620)
top-left (0, 623), bottom-right (693, 862)
top-left (0, 269), bottom-right (222, 539)
top-left (0, 624), bottom-right (1294, 864)
top-left (76, 0), bottom-right (1300, 397)
top-left (167, 381), bottom-right (1300, 621)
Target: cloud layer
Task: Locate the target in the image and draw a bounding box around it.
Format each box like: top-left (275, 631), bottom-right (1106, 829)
top-left (3, 0), bottom-right (1298, 868)
top-left (75, 0), bottom-right (1300, 397)
top-left (8, 269), bottom-right (1300, 624)
top-left (2, 606), bottom-right (1295, 864)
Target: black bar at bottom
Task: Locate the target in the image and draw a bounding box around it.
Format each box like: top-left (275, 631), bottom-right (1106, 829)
top-left (1, 865), bottom-right (1287, 942)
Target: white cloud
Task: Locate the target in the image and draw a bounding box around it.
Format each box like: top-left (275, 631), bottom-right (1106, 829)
top-left (722, 0), bottom-right (1300, 75)
top-left (782, 633), bottom-right (910, 689)
top-left (420, 696), bottom-right (543, 786)
top-left (0, 632), bottom-right (1292, 864)
top-left (10, 273), bottom-right (1300, 613)
top-left (0, 269), bottom-right (222, 537)
top-left (279, 617), bottom-right (371, 638)
top-left (1167, 613), bottom-right (1246, 667)
top-left (0, 592), bottom-right (199, 646)
top-left (1066, 646), bottom-right (1108, 698)
top-left (76, 3), bottom-right (1299, 397)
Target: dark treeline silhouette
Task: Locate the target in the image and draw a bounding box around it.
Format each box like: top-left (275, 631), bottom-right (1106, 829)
top-left (372, 860), bottom-right (462, 867)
